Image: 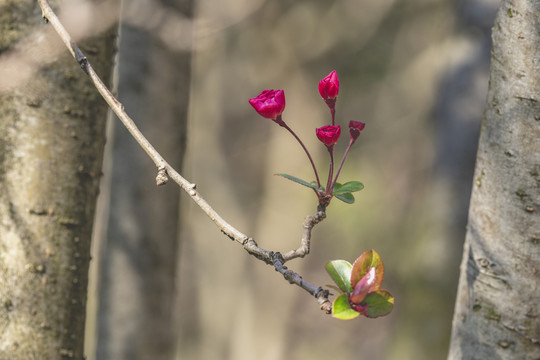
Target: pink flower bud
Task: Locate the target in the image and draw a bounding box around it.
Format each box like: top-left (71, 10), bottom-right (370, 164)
top-left (316, 125), bottom-right (341, 147)
top-left (248, 89), bottom-right (286, 120)
top-left (318, 71), bottom-right (340, 100)
top-left (349, 120), bottom-right (365, 141)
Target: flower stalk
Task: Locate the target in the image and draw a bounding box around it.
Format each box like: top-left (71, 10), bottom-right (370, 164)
top-left (330, 120), bottom-right (365, 191)
top-left (319, 71), bottom-right (339, 125)
top-left (279, 120), bottom-right (322, 190)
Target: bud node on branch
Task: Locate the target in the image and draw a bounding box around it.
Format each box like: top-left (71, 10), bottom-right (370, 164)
top-left (156, 168), bottom-right (169, 186)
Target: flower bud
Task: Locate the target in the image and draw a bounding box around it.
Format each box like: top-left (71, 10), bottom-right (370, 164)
top-left (349, 120), bottom-right (365, 141)
top-left (316, 125), bottom-right (341, 147)
top-left (248, 89), bottom-right (286, 120)
top-left (318, 71), bottom-right (339, 100)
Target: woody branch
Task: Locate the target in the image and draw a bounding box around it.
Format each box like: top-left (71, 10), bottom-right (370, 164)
top-left (36, 0), bottom-right (332, 313)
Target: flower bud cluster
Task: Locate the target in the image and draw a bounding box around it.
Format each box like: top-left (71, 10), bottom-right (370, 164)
top-left (249, 70), bottom-right (366, 206)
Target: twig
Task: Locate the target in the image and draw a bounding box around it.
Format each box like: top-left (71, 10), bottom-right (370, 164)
top-left (282, 205), bottom-right (326, 262)
top-left (36, 0), bottom-right (332, 313)
top-left (272, 252), bottom-right (332, 314)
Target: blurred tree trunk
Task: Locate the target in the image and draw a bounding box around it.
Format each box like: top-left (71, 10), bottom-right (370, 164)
top-left (0, 0), bottom-right (117, 358)
top-left (94, 0), bottom-right (192, 359)
top-left (448, 1), bottom-right (540, 359)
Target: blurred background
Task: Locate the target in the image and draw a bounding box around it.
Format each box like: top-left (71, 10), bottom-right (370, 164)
top-left (85, 0), bottom-right (500, 359)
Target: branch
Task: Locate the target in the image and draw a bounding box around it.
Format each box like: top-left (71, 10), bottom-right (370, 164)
top-left (272, 252), bottom-right (332, 313)
top-left (36, 0), bottom-right (332, 313)
top-left (282, 205), bottom-right (326, 262)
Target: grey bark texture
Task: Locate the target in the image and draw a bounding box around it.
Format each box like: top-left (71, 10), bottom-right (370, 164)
top-left (0, 0), bottom-right (117, 358)
top-left (448, 1), bottom-right (540, 359)
top-left (95, 0), bottom-right (192, 358)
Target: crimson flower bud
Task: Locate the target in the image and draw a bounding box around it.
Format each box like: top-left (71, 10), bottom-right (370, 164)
top-left (349, 120), bottom-right (365, 141)
top-left (318, 71), bottom-right (340, 100)
top-left (248, 89), bottom-right (286, 120)
top-left (316, 125), bottom-right (341, 147)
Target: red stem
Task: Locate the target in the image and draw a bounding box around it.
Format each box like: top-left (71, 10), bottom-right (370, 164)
top-left (325, 99), bottom-right (336, 126)
top-left (325, 146), bottom-right (335, 195)
top-left (279, 119), bottom-right (322, 190)
top-left (331, 138), bottom-right (355, 191)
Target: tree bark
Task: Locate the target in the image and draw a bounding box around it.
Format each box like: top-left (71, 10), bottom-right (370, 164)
top-left (94, 0), bottom-right (192, 358)
top-left (0, 0), bottom-right (117, 358)
top-left (448, 1), bottom-right (540, 359)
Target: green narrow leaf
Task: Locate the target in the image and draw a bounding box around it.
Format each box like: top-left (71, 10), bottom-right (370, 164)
top-left (336, 193), bottom-right (355, 204)
top-left (325, 260), bottom-right (353, 293)
top-left (350, 250), bottom-right (384, 291)
top-left (275, 173), bottom-right (321, 191)
top-left (332, 181), bottom-right (364, 195)
top-left (362, 290), bottom-right (394, 318)
top-left (332, 293), bottom-right (360, 320)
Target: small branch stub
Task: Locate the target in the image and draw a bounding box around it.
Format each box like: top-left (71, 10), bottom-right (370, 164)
top-left (188, 182), bottom-right (196, 196)
top-left (156, 168), bottom-right (168, 186)
top-left (71, 41), bottom-right (88, 74)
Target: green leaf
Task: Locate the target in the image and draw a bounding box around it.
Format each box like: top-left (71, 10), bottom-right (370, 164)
top-left (350, 250), bottom-right (384, 291)
top-left (275, 173), bottom-right (321, 191)
top-left (361, 290), bottom-right (394, 318)
top-left (332, 293), bottom-right (359, 320)
top-left (331, 183), bottom-right (354, 203)
top-left (336, 193), bottom-right (355, 204)
top-left (276, 176), bottom-right (358, 204)
top-left (325, 260), bottom-right (353, 293)
top-left (332, 181), bottom-right (364, 195)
